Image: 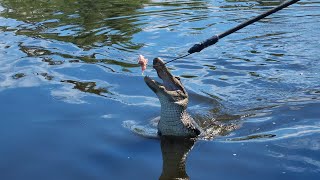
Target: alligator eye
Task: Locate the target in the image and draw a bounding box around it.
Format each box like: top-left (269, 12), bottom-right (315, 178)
top-left (175, 76), bottom-right (181, 81)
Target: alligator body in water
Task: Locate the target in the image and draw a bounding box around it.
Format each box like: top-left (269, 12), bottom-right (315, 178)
top-left (144, 58), bottom-right (203, 138)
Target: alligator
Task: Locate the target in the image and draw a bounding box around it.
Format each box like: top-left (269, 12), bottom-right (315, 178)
top-left (144, 58), bottom-right (203, 138)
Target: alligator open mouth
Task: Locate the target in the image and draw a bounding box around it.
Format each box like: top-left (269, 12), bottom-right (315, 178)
top-left (144, 58), bottom-right (186, 96)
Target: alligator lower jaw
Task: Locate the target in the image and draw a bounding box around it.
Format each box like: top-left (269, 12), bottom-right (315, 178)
top-left (144, 76), bottom-right (164, 93)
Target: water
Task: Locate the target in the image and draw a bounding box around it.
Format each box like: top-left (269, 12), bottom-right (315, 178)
top-left (0, 0), bottom-right (319, 179)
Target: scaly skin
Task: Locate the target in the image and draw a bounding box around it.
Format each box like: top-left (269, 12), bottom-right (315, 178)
top-left (144, 58), bottom-right (202, 138)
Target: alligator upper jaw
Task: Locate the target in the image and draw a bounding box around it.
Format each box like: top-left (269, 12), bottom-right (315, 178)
top-left (144, 58), bottom-right (186, 95)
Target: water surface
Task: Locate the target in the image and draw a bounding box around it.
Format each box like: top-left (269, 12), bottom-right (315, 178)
top-left (0, 0), bottom-right (319, 179)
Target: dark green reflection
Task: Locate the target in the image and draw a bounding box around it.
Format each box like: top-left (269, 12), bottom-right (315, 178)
top-left (61, 79), bottom-right (113, 96)
top-left (0, 0), bottom-right (149, 49)
top-left (12, 73), bottom-right (25, 79)
top-left (0, 0), bottom-right (210, 50)
top-left (227, 134), bottom-right (276, 141)
top-left (225, 0), bottom-right (284, 8)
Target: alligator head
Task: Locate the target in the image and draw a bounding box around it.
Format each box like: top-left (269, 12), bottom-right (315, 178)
top-left (144, 57), bottom-right (188, 105)
top-left (144, 58), bottom-right (201, 137)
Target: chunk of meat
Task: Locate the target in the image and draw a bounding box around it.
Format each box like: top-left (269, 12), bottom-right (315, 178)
top-left (138, 55), bottom-right (148, 73)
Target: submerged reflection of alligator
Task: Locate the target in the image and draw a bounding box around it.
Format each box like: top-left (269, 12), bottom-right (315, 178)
top-left (144, 58), bottom-right (240, 138)
top-left (159, 136), bottom-right (195, 180)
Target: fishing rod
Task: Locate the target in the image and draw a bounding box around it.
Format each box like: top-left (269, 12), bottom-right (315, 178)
top-left (163, 0), bottom-right (300, 65)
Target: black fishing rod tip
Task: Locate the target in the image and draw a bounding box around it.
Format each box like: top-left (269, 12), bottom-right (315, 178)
top-left (188, 43), bottom-right (204, 54)
top-left (188, 35), bottom-right (219, 54)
